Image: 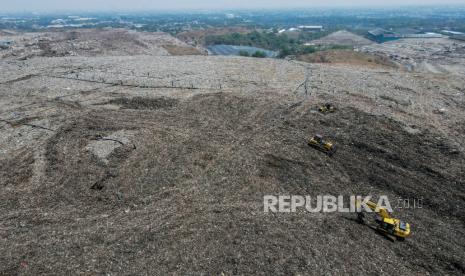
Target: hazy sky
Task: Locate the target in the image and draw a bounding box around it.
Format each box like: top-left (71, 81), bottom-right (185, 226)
top-left (1, 0), bottom-right (464, 12)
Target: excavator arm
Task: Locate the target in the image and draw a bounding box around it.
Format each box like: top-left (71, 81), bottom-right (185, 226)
top-left (355, 199), bottom-right (410, 240)
top-left (364, 200), bottom-right (392, 219)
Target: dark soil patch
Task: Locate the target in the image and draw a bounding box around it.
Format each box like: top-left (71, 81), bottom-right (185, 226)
top-left (162, 44), bottom-right (203, 56)
top-left (0, 150), bottom-right (34, 211)
top-left (42, 115), bottom-right (139, 209)
top-left (0, 150), bottom-right (34, 187)
top-left (108, 96), bottom-right (178, 110)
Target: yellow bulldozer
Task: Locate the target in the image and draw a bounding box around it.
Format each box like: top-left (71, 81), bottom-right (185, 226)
top-left (356, 199), bottom-right (411, 241)
top-left (318, 103), bottom-right (336, 114)
top-left (308, 134), bottom-right (336, 156)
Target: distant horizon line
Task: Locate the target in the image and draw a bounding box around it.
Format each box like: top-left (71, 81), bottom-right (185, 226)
top-left (2, 4), bottom-right (465, 14)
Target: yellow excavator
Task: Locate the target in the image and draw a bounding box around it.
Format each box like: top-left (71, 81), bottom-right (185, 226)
top-left (308, 134), bottom-right (336, 156)
top-left (356, 199), bottom-right (410, 241)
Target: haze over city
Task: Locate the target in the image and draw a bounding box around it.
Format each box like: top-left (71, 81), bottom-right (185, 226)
top-left (2, 0), bottom-right (465, 11)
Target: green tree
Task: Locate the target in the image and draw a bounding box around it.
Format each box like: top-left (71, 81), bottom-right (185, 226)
top-left (278, 46), bottom-right (291, 58)
top-left (252, 51), bottom-right (267, 58)
top-left (300, 45), bottom-right (317, 54)
top-left (238, 50), bottom-right (250, 57)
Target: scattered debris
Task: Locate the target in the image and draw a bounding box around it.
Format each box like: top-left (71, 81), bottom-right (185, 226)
top-left (85, 130), bottom-right (136, 163)
top-left (0, 119), bottom-right (55, 131)
top-left (433, 108), bottom-right (447, 114)
top-left (107, 97), bottom-right (178, 110)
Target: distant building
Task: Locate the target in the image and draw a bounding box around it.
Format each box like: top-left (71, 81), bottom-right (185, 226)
top-left (450, 34), bottom-right (465, 41)
top-left (368, 28), bottom-right (442, 43)
top-left (278, 25), bottom-right (323, 35)
top-left (441, 30), bottom-right (464, 36)
top-left (367, 28), bottom-right (396, 43)
top-left (51, 19), bottom-right (66, 24)
top-left (394, 33), bottom-right (443, 39)
top-left (441, 30), bottom-right (465, 41)
top-left (298, 25), bottom-right (324, 32)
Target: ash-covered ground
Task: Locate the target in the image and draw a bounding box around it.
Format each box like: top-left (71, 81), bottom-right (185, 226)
top-left (0, 30), bottom-right (465, 275)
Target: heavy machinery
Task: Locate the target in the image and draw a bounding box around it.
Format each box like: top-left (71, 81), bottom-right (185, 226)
top-left (308, 134), bottom-right (336, 156)
top-left (356, 199), bottom-right (411, 241)
top-left (318, 103), bottom-right (336, 114)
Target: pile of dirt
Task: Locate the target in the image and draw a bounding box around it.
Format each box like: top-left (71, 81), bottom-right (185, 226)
top-left (310, 30), bottom-right (374, 47)
top-left (0, 150), bottom-right (34, 187)
top-left (107, 97), bottom-right (178, 110)
top-left (297, 49), bottom-right (397, 69)
top-left (1, 92), bottom-right (464, 275)
top-left (162, 44), bottom-right (204, 55)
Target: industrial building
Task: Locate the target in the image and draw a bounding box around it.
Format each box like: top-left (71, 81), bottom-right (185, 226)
top-left (442, 30), bottom-right (465, 41)
top-left (298, 25), bottom-right (324, 32)
top-left (450, 34), bottom-right (465, 41)
top-left (368, 28), bottom-right (442, 43)
top-left (0, 40), bottom-right (13, 49)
